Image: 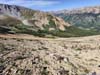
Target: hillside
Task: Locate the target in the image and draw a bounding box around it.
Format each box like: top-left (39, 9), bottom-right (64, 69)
top-left (0, 4), bottom-right (71, 37)
top-left (1, 3), bottom-right (100, 75)
top-left (0, 34), bottom-right (100, 75)
top-left (53, 6), bottom-right (100, 31)
top-left (0, 4), bottom-right (99, 37)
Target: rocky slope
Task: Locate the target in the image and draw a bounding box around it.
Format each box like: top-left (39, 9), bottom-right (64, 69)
top-left (0, 4), bottom-right (70, 35)
top-left (0, 4), bottom-right (99, 37)
top-left (53, 6), bottom-right (100, 31)
top-left (0, 35), bottom-right (100, 75)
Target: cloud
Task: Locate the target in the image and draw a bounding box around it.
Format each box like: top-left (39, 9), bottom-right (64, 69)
top-left (0, 0), bottom-right (60, 7)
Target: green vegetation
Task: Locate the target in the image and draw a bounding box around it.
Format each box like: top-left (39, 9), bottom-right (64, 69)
top-left (39, 26), bottom-right (100, 37)
top-left (1, 22), bottom-right (100, 37)
top-left (57, 13), bottom-right (100, 31)
top-left (43, 19), bottom-right (57, 31)
top-left (75, 48), bottom-right (82, 51)
top-left (14, 24), bottom-right (46, 37)
top-left (0, 16), bottom-right (100, 37)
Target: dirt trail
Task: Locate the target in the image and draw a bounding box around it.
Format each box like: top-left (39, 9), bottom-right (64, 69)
top-left (0, 34), bottom-right (100, 41)
top-left (0, 34), bottom-right (75, 41)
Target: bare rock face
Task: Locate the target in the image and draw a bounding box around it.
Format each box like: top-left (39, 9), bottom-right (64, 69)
top-left (0, 4), bottom-right (70, 31)
top-left (0, 35), bottom-right (100, 75)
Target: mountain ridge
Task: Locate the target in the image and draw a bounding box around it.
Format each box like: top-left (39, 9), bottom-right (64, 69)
top-left (0, 4), bottom-right (73, 37)
top-left (53, 6), bottom-right (100, 31)
top-left (0, 4), bottom-right (70, 30)
top-left (52, 6), bottom-right (100, 14)
top-left (0, 4), bottom-right (100, 37)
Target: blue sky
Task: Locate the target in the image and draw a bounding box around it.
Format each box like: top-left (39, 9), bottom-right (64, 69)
top-left (0, 0), bottom-right (100, 11)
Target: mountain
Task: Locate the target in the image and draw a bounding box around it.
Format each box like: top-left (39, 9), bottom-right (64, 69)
top-left (53, 6), bottom-right (100, 31)
top-left (0, 4), bottom-right (99, 37)
top-left (0, 4), bottom-right (72, 37)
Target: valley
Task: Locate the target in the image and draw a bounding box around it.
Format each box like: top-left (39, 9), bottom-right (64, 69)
top-left (0, 3), bottom-right (100, 75)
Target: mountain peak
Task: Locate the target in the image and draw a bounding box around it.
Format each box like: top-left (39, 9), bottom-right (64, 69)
top-left (53, 6), bottom-right (100, 33)
top-left (0, 4), bottom-right (71, 37)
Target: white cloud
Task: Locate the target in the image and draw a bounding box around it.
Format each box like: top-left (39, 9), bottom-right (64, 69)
top-left (0, 0), bottom-right (60, 7)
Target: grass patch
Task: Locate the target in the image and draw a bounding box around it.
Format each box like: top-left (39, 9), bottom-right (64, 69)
top-left (75, 48), bottom-right (82, 51)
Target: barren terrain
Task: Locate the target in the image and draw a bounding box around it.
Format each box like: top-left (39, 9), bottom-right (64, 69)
top-left (0, 34), bottom-right (100, 75)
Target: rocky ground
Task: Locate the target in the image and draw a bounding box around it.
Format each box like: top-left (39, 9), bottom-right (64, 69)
top-left (0, 34), bottom-right (100, 75)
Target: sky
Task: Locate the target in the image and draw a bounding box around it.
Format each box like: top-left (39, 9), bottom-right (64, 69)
top-left (0, 0), bottom-right (100, 11)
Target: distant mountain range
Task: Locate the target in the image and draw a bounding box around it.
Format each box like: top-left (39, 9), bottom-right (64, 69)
top-left (0, 4), bottom-right (100, 37)
top-left (53, 6), bottom-right (100, 31)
